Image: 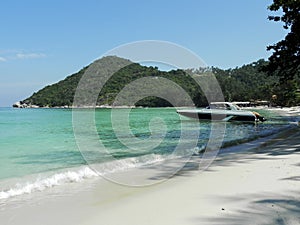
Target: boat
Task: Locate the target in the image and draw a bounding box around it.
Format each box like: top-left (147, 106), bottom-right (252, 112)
top-left (177, 102), bottom-right (266, 122)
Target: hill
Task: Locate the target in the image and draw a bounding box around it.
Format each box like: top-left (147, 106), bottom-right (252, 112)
top-left (20, 56), bottom-right (201, 107)
top-left (16, 56), bottom-right (299, 108)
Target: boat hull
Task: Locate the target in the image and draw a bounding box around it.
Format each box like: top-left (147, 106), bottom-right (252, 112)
top-left (177, 110), bottom-right (257, 122)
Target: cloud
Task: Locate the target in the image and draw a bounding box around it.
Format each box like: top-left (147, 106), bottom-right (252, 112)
top-left (16, 53), bottom-right (46, 59)
top-left (0, 49), bottom-right (47, 61)
top-left (0, 56), bottom-right (6, 62)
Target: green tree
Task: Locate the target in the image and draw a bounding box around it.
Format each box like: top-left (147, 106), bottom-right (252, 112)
top-left (265, 0), bottom-right (300, 81)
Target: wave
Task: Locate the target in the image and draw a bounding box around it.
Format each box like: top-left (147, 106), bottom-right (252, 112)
top-left (0, 153), bottom-right (184, 201)
top-left (0, 167), bottom-right (98, 200)
top-left (95, 153), bottom-right (182, 174)
top-left (1, 121), bottom-right (291, 201)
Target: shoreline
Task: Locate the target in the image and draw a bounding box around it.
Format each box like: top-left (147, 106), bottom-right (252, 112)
top-left (0, 107), bottom-right (298, 196)
top-left (0, 115), bottom-right (296, 201)
top-left (0, 107), bottom-right (300, 224)
top-left (1, 124), bottom-right (300, 224)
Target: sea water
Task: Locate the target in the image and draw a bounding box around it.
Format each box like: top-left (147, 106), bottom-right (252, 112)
top-left (0, 107), bottom-right (291, 201)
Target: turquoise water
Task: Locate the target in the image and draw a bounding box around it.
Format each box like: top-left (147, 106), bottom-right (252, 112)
top-left (0, 108), bottom-right (81, 180)
top-left (0, 107), bottom-right (291, 199)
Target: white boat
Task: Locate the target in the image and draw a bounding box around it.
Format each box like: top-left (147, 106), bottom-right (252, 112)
top-left (177, 102), bottom-right (266, 122)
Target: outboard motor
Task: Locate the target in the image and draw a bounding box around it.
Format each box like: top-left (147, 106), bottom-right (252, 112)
top-left (253, 111), bottom-right (266, 122)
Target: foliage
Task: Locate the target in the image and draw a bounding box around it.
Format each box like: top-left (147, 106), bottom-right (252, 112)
top-left (25, 67), bottom-right (86, 107)
top-left (215, 60), bottom-right (277, 102)
top-left (23, 56), bottom-right (299, 107)
top-left (265, 0), bottom-right (300, 81)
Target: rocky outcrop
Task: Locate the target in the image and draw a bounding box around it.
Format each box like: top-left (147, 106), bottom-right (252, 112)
top-left (13, 102), bottom-right (39, 108)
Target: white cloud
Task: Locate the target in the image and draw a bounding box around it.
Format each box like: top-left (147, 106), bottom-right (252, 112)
top-left (16, 53), bottom-right (46, 59)
top-left (0, 50), bottom-right (46, 61)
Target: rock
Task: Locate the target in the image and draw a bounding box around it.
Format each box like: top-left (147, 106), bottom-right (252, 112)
top-left (12, 102), bottom-right (22, 108)
top-left (12, 102), bottom-right (39, 108)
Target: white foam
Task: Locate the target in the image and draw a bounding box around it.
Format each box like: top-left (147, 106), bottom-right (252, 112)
top-left (0, 153), bottom-right (193, 200)
top-left (0, 167), bottom-right (98, 200)
top-left (95, 153), bottom-right (180, 175)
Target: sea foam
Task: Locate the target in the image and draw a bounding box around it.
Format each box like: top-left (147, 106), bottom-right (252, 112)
top-left (0, 154), bottom-right (177, 200)
top-left (0, 167), bottom-right (98, 200)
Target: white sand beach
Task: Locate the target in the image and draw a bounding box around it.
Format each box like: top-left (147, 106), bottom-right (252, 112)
top-left (1, 108), bottom-right (300, 225)
top-left (86, 127), bottom-right (300, 225)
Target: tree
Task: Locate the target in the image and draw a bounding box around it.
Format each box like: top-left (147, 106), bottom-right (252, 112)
top-left (265, 0), bottom-right (300, 81)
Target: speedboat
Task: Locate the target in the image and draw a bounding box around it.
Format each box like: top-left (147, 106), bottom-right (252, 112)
top-left (177, 102), bottom-right (266, 122)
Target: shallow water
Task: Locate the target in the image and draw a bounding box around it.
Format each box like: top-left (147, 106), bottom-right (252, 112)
top-left (0, 107), bottom-right (291, 200)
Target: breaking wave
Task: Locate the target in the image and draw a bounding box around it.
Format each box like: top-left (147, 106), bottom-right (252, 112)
top-left (0, 153), bottom-right (184, 200)
top-left (0, 167), bottom-right (98, 200)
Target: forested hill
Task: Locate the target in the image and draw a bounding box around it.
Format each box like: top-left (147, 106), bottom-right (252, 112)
top-left (20, 56), bottom-right (299, 107)
top-left (21, 56), bottom-right (200, 107)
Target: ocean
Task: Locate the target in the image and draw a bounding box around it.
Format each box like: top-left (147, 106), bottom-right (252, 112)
top-left (0, 107), bottom-right (291, 202)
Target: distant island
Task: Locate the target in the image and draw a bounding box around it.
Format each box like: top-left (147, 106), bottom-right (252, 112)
top-left (13, 56), bottom-right (300, 108)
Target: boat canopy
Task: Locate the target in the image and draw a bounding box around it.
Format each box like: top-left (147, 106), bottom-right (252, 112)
top-left (207, 102), bottom-right (240, 111)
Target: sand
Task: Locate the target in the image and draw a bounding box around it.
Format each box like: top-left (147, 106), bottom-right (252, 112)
top-left (85, 127), bottom-right (300, 225)
top-left (1, 108), bottom-right (300, 225)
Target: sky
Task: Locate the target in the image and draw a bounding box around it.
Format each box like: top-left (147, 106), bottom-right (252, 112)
top-left (0, 0), bottom-right (287, 106)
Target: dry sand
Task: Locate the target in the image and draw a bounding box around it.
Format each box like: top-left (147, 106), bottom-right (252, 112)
top-left (84, 127), bottom-right (300, 225)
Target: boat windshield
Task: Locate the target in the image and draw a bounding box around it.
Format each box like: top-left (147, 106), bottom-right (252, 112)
top-left (207, 103), bottom-right (241, 110)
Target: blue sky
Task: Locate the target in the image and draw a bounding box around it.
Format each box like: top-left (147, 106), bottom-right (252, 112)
top-left (0, 0), bottom-right (286, 106)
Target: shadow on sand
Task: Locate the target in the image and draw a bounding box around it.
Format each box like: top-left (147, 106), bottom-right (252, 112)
top-left (142, 128), bottom-right (300, 224)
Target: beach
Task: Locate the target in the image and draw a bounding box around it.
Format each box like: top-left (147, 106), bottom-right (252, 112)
top-left (1, 0), bottom-right (299, 223)
top-left (0, 108), bottom-right (299, 225)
